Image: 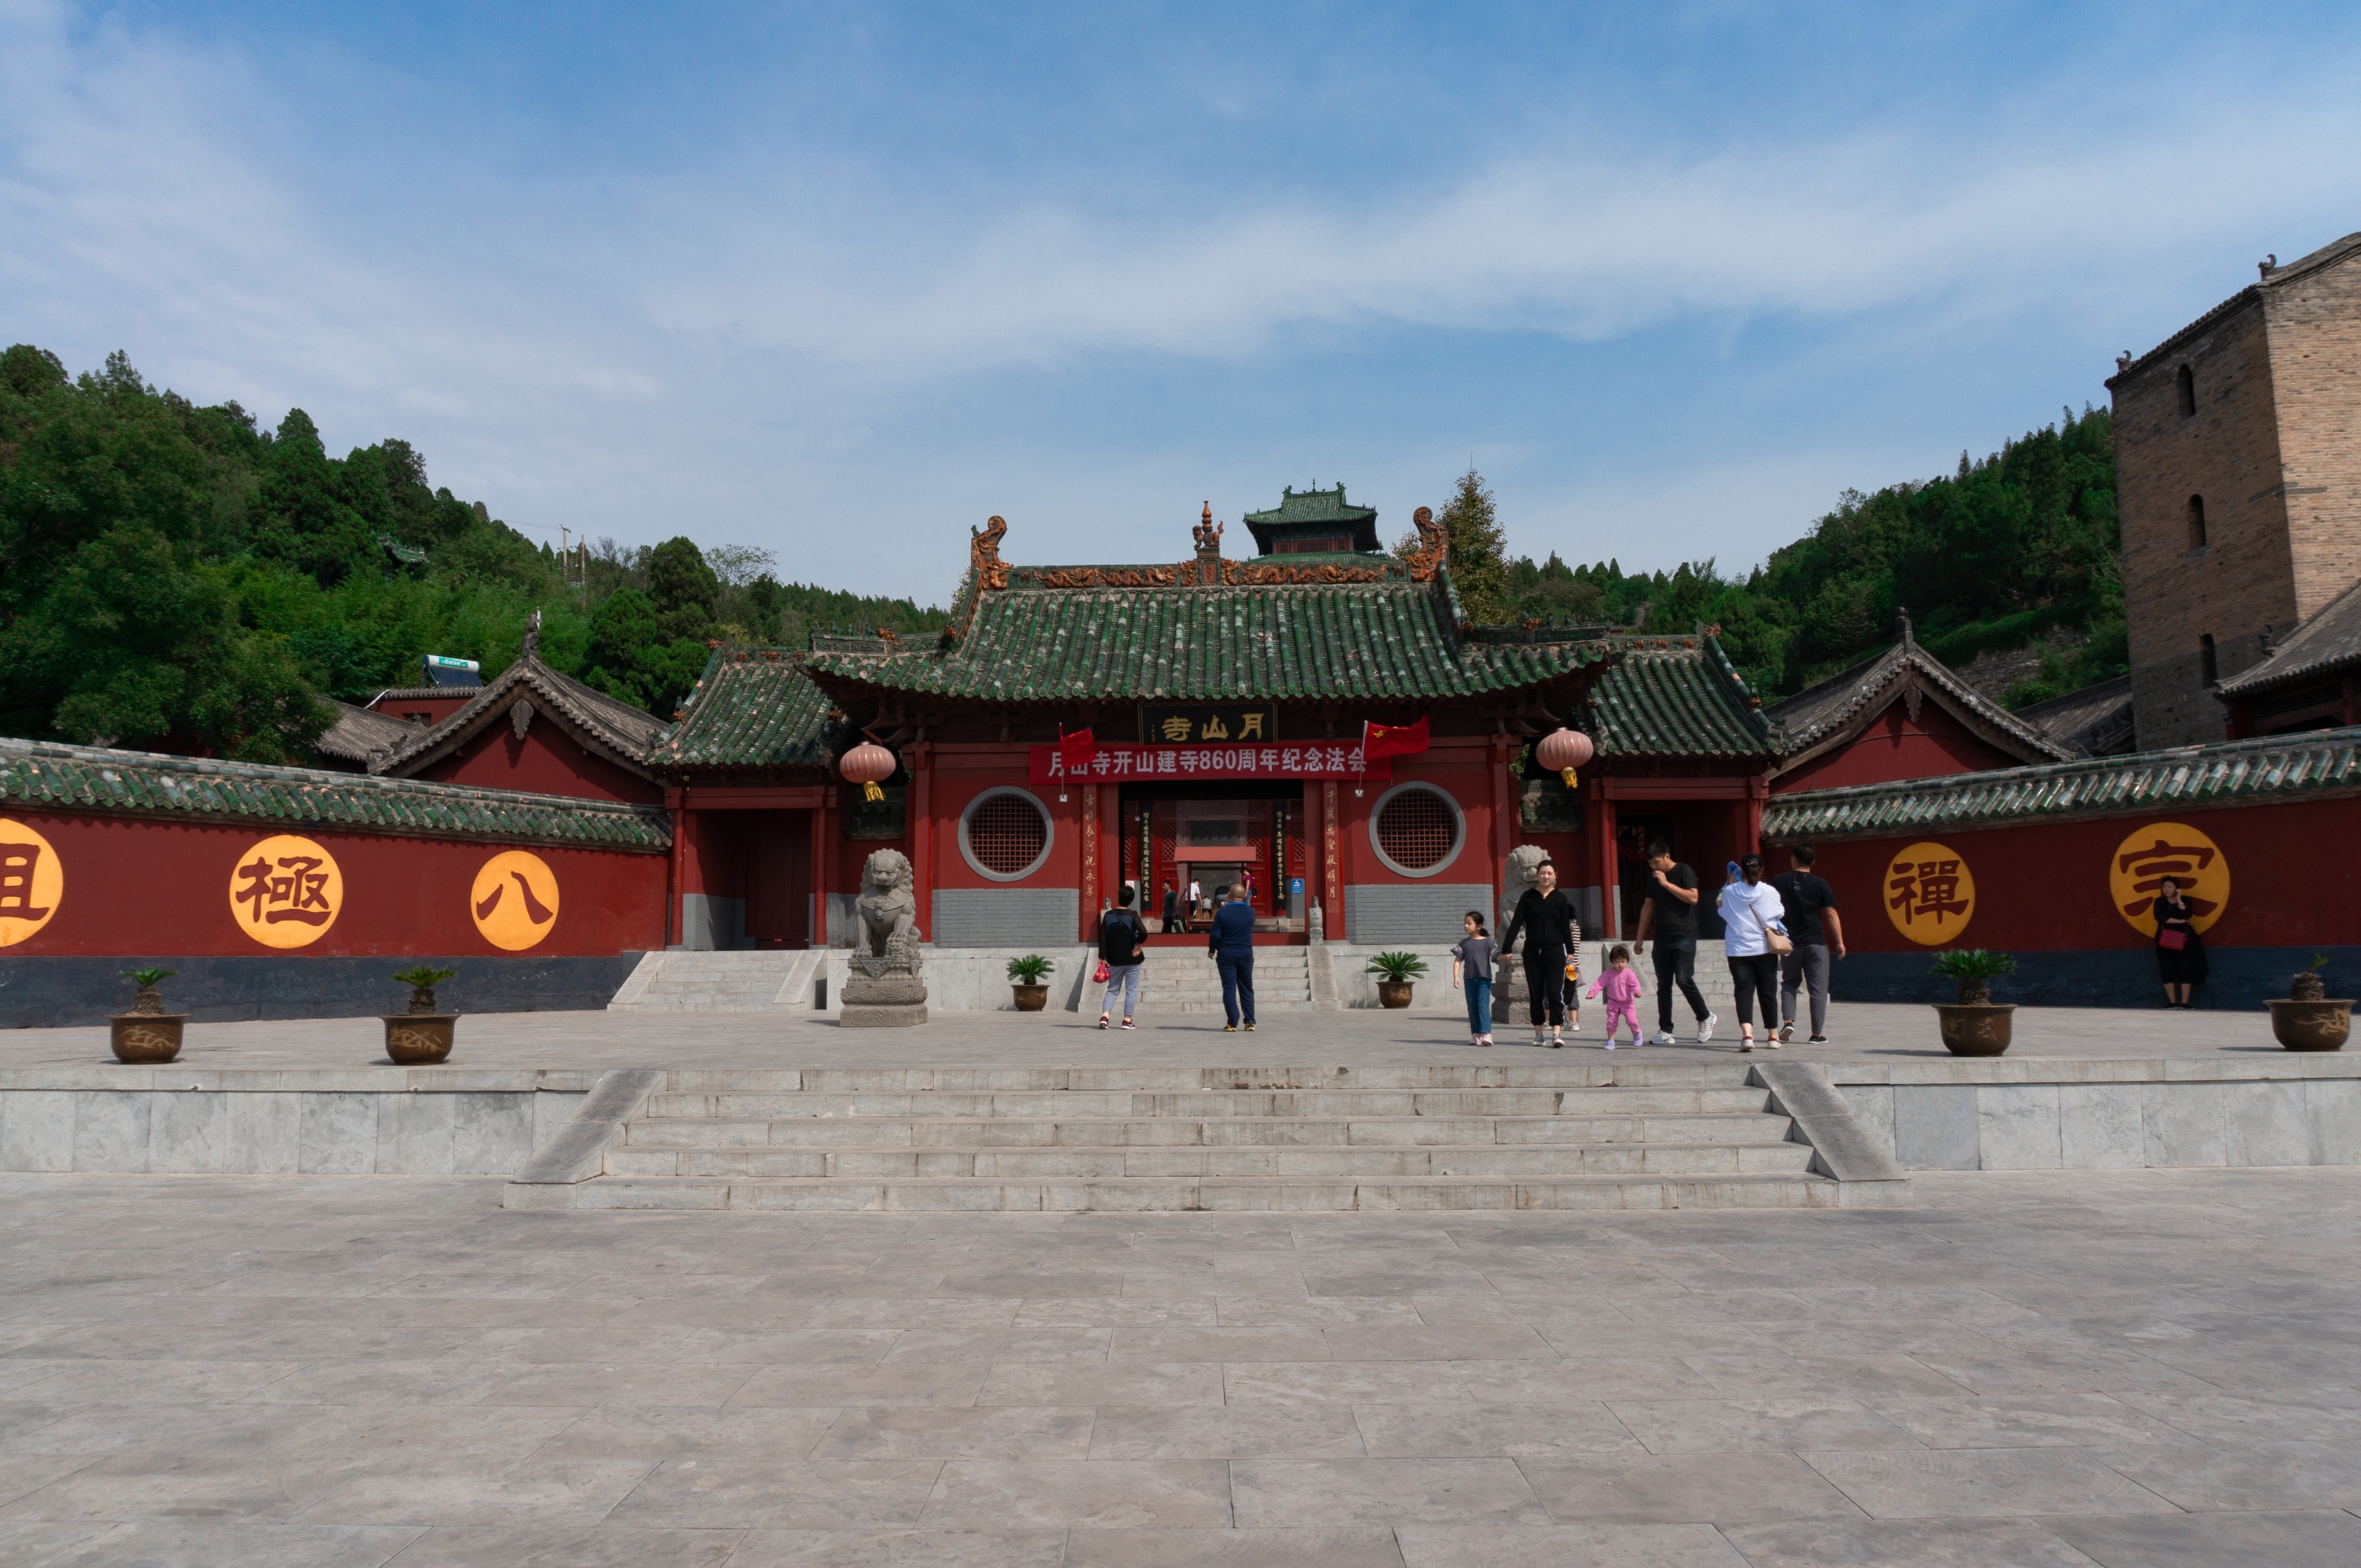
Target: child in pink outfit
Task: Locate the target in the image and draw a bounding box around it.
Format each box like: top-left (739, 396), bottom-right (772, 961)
top-left (1586, 945), bottom-right (1646, 1050)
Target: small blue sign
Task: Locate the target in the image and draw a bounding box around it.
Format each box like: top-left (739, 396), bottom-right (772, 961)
top-left (1289, 878), bottom-right (1305, 896)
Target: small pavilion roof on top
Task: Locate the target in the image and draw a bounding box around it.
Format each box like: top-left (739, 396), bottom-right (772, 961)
top-left (657, 504), bottom-right (1779, 768)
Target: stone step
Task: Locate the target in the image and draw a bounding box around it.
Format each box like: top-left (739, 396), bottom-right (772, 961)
top-left (604, 1140), bottom-right (1819, 1180)
top-left (620, 1112), bottom-right (1798, 1149)
top-left (655, 1062), bottom-right (1763, 1092)
top-left (640, 1087), bottom-right (1778, 1119)
top-left (517, 1172), bottom-right (1848, 1212)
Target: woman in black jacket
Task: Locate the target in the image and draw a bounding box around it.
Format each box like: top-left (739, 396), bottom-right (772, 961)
top-left (1502, 858), bottom-right (1582, 1047)
top-left (2153, 875), bottom-right (2208, 1009)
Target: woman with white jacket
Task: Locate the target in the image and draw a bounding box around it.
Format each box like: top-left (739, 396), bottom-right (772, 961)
top-left (1717, 854), bottom-right (1787, 1053)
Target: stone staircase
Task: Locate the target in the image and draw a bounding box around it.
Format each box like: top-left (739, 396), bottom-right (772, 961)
top-left (1130, 946), bottom-right (1318, 1015)
top-left (508, 1061), bottom-right (1905, 1212)
top-left (607, 951), bottom-right (820, 1013)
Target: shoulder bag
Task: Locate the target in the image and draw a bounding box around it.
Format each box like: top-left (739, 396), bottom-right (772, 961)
top-left (1741, 894), bottom-right (1792, 957)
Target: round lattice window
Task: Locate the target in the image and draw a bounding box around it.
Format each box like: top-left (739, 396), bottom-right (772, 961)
top-left (1369, 784), bottom-right (1463, 877)
top-left (961, 788), bottom-right (1052, 880)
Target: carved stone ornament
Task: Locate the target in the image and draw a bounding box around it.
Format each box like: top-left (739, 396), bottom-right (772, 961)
top-left (511, 696), bottom-right (536, 741)
top-left (970, 515), bottom-right (1011, 592)
top-left (844, 848), bottom-right (928, 1027)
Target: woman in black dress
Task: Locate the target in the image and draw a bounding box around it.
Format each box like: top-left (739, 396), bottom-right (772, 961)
top-left (2152, 875), bottom-right (2208, 1009)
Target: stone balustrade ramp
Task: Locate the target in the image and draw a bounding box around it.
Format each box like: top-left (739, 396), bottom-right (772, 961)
top-left (506, 1061), bottom-right (1908, 1213)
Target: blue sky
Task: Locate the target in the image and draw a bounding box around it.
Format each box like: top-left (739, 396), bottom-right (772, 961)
top-left (7, 2), bottom-right (2359, 605)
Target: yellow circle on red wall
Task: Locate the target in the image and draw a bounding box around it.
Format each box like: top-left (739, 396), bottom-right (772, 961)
top-left (470, 850), bottom-right (561, 950)
top-left (2109, 821), bottom-right (2230, 936)
top-left (1881, 839), bottom-right (1977, 946)
top-left (0, 818), bottom-right (64, 947)
top-left (227, 835), bottom-right (343, 948)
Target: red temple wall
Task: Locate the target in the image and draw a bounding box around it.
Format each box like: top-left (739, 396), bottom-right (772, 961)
top-left (415, 722), bottom-right (661, 805)
top-left (1772, 701), bottom-right (2029, 794)
top-left (0, 810), bottom-right (666, 957)
top-left (1776, 795), bottom-right (2361, 954)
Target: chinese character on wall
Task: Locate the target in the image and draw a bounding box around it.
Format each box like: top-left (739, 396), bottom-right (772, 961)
top-left (1881, 839), bottom-right (1975, 945)
top-left (227, 834), bottom-right (345, 948)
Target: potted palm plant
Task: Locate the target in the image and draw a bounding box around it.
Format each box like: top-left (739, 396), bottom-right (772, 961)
top-left (109, 968), bottom-right (187, 1064)
top-left (1931, 949), bottom-right (2016, 1055)
top-left (384, 966), bottom-right (459, 1064)
top-left (1367, 951), bottom-right (1429, 1009)
top-left (1007, 954), bottom-right (1054, 1013)
top-left (2268, 955), bottom-right (2351, 1051)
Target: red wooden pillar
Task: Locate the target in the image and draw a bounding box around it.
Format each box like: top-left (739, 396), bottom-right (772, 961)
top-left (807, 791), bottom-right (833, 948)
top-left (1745, 774), bottom-right (1768, 858)
top-left (1589, 777), bottom-right (1618, 939)
top-left (1081, 782), bottom-right (1102, 941)
top-left (906, 742), bottom-right (933, 940)
top-left (1321, 779), bottom-right (1341, 935)
top-left (663, 785), bottom-right (686, 948)
top-left (1487, 733), bottom-right (1517, 911)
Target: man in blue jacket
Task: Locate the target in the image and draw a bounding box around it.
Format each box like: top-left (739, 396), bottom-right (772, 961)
top-left (1207, 885), bottom-right (1257, 1032)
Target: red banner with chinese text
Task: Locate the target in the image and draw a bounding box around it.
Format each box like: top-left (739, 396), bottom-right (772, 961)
top-left (1029, 742), bottom-right (1389, 785)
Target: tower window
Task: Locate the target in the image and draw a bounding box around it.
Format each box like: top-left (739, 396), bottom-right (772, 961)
top-left (2186, 495), bottom-right (2208, 549)
top-left (2199, 633), bottom-right (2218, 688)
top-left (2175, 364), bottom-right (2196, 418)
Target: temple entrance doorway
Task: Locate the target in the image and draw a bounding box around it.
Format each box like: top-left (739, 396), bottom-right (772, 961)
top-left (1119, 781), bottom-right (1307, 939)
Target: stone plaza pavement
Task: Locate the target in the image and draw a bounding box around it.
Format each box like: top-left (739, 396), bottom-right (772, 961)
top-left (0, 998), bottom-right (2285, 1074)
top-left (3, 1163), bottom-right (2361, 1566)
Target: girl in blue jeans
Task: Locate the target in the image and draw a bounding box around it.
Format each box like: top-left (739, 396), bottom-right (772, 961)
top-left (1450, 911), bottom-right (1498, 1047)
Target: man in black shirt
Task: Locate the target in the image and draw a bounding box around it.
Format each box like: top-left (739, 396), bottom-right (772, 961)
top-left (1771, 844), bottom-right (1844, 1043)
top-left (1501, 858), bottom-right (1580, 1047)
top-left (1161, 882), bottom-right (1180, 935)
top-left (1631, 841), bottom-right (1715, 1044)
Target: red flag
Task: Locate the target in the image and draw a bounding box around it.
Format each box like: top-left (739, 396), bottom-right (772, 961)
top-left (1057, 727), bottom-right (1099, 776)
top-left (1361, 716), bottom-right (1430, 761)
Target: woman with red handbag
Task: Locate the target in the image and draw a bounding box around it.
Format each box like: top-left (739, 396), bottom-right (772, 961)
top-left (2152, 876), bottom-right (2208, 1009)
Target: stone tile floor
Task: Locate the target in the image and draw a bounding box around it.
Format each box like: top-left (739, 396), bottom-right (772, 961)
top-left (0, 1000), bottom-right (2300, 1074)
top-left (3, 1167), bottom-right (2361, 1563)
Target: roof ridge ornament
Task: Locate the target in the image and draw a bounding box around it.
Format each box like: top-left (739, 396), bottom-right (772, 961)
top-left (970, 515), bottom-right (1011, 592)
top-left (1192, 503), bottom-right (1225, 562)
top-left (522, 607), bottom-right (541, 659)
top-left (1406, 506), bottom-right (1447, 581)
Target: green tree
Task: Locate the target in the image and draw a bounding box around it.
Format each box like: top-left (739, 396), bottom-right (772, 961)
top-left (1432, 467), bottom-right (1512, 622)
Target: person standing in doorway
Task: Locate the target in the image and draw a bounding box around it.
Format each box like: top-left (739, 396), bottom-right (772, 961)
top-left (1098, 885), bottom-right (1147, 1031)
top-left (1717, 854), bottom-right (1787, 1053)
top-left (1502, 858), bottom-right (1581, 1047)
top-left (1451, 910), bottom-right (1497, 1046)
top-left (1186, 875), bottom-right (1203, 932)
top-left (2153, 875), bottom-right (2208, 1008)
top-left (1208, 885), bottom-right (1257, 1031)
top-left (1631, 842), bottom-right (1715, 1044)
top-left (1772, 845), bottom-right (1844, 1044)
top-left (1161, 880), bottom-right (1179, 935)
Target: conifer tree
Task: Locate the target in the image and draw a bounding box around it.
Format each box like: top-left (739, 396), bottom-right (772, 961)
top-left (1435, 467), bottom-right (1510, 623)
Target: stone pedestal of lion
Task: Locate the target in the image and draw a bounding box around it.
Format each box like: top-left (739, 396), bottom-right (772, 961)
top-left (843, 849), bottom-right (928, 1027)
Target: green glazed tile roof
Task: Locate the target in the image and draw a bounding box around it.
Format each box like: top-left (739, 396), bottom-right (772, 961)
top-left (0, 737), bottom-right (671, 852)
top-left (802, 578), bottom-right (1609, 703)
top-left (656, 649), bottom-right (840, 769)
top-left (1761, 725), bottom-right (2361, 843)
top-left (1587, 636), bottom-right (1779, 758)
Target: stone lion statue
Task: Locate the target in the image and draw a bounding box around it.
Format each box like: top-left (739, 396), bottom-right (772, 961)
top-left (855, 849), bottom-right (922, 968)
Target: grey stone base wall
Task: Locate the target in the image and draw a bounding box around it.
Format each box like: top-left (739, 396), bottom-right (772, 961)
top-left (1834, 1060), bottom-right (2361, 1171)
top-left (932, 888), bottom-right (1079, 949)
top-left (677, 895), bottom-right (748, 951)
top-left (1344, 883), bottom-right (1493, 946)
top-left (0, 1071), bottom-right (590, 1175)
top-left (1831, 946), bottom-right (2361, 1010)
top-left (0, 955), bottom-right (647, 1030)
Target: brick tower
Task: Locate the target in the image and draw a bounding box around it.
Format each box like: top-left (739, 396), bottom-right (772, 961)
top-left (2108, 231), bottom-right (2361, 747)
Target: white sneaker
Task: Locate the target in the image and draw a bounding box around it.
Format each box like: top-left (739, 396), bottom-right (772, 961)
top-left (1697, 1012), bottom-right (1717, 1044)
top-left (1603, 1040), bottom-right (1616, 1050)
top-left (1650, 1031), bottom-right (1676, 1046)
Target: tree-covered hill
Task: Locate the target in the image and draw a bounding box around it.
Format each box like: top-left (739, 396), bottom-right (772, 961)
top-left (1434, 406), bottom-right (2123, 707)
top-left (0, 345), bottom-right (943, 762)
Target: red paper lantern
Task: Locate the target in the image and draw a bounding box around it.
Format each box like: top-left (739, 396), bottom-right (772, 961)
top-left (838, 741), bottom-right (897, 802)
top-left (1534, 727), bottom-right (1594, 789)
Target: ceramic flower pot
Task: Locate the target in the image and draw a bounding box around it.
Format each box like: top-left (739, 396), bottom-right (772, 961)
top-left (109, 1014), bottom-right (187, 1064)
top-left (1011, 983), bottom-right (1049, 1013)
top-left (1934, 1002), bottom-right (2015, 1056)
top-left (2267, 998), bottom-right (2352, 1052)
top-left (1376, 980), bottom-right (1414, 1009)
top-left (382, 1014), bottom-right (456, 1065)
